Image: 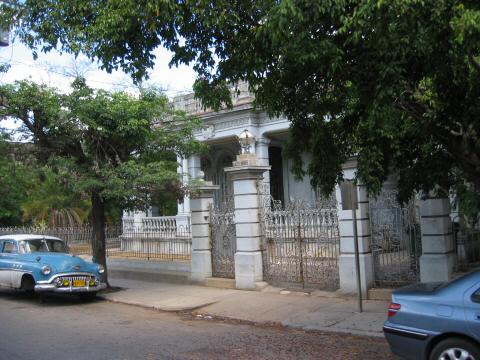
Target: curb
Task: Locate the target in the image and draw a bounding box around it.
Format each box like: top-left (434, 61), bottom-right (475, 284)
top-left (98, 294), bottom-right (217, 312)
top-left (98, 293), bottom-right (385, 339)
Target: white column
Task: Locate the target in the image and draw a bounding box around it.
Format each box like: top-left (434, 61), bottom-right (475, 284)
top-left (336, 165), bottom-right (374, 297)
top-left (190, 184), bottom-right (219, 283)
top-left (182, 157), bottom-right (191, 214)
top-left (256, 137), bottom-right (271, 194)
top-left (188, 154), bottom-right (202, 180)
top-left (177, 155), bottom-right (186, 215)
top-left (419, 197), bottom-right (456, 282)
top-left (176, 155), bottom-right (191, 231)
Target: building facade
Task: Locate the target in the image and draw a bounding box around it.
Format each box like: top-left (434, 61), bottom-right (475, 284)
top-left (124, 84), bottom-right (460, 296)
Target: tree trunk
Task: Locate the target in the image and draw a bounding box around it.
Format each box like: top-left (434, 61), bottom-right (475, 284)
top-left (91, 191), bottom-right (109, 286)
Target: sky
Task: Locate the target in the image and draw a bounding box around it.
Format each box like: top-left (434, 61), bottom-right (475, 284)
top-left (0, 37), bottom-right (197, 132)
top-left (0, 38), bottom-right (196, 94)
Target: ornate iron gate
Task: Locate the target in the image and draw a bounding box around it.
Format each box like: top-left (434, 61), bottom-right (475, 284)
top-left (210, 196), bottom-right (236, 278)
top-left (370, 190), bottom-right (421, 287)
top-left (261, 196), bottom-right (341, 290)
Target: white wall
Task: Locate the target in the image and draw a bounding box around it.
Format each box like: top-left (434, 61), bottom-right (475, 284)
top-left (283, 154), bottom-right (317, 203)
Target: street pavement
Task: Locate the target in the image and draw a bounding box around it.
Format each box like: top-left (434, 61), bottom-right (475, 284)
top-left (101, 276), bottom-right (390, 338)
top-left (0, 291), bottom-right (396, 360)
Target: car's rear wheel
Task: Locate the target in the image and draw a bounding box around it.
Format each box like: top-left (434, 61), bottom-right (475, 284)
top-left (430, 338), bottom-right (480, 360)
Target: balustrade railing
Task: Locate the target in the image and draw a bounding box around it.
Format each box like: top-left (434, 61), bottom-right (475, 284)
top-left (142, 216), bottom-right (177, 234)
top-left (122, 217), bottom-right (135, 232)
top-left (0, 216), bottom-right (192, 261)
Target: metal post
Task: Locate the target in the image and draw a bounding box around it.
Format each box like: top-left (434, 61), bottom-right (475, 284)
top-left (340, 180), bottom-right (363, 313)
top-left (352, 199), bottom-right (363, 313)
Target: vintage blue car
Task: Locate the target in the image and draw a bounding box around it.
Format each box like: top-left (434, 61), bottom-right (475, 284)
top-left (0, 234), bottom-right (106, 299)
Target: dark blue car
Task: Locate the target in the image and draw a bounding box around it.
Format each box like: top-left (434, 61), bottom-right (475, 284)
top-left (384, 270), bottom-right (480, 360)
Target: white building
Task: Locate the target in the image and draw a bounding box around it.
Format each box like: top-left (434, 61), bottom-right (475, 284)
top-left (123, 83), bottom-right (458, 296)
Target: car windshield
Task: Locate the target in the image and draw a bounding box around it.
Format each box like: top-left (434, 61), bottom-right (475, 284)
top-left (19, 239), bottom-right (67, 253)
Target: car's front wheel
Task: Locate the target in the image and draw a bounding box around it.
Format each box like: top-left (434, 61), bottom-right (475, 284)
top-left (430, 338), bottom-right (480, 360)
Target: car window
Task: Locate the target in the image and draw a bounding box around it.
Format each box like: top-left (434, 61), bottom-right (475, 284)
top-left (2, 241), bottom-right (17, 254)
top-left (26, 239), bottom-right (48, 252)
top-left (23, 239), bottom-right (67, 253)
top-left (46, 240), bottom-right (67, 253)
top-left (18, 241), bottom-right (27, 254)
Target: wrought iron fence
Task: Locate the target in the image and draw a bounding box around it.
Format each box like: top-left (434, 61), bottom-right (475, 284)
top-left (210, 196), bottom-right (236, 279)
top-left (453, 216), bottom-right (480, 271)
top-left (260, 192), bottom-right (341, 290)
top-left (0, 220), bottom-right (192, 261)
top-left (369, 190), bottom-right (421, 287)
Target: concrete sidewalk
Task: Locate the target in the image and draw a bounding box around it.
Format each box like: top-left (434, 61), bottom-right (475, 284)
top-left (99, 276), bottom-right (390, 338)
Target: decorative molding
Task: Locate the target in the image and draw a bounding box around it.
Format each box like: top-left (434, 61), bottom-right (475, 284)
top-left (201, 125), bottom-right (215, 139)
top-left (214, 117), bottom-right (250, 131)
top-left (172, 82), bottom-right (254, 116)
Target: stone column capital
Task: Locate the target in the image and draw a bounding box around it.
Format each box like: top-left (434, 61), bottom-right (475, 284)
top-left (256, 137), bottom-right (271, 146)
top-left (194, 183), bottom-right (220, 197)
top-left (224, 164), bottom-right (271, 180)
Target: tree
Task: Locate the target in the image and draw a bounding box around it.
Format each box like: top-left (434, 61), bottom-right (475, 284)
top-left (21, 166), bottom-right (91, 227)
top-left (0, 79), bottom-right (203, 283)
top-left (0, 134), bottom-right (32, 226)
top-left (1, 1), bottom-right (480, 204)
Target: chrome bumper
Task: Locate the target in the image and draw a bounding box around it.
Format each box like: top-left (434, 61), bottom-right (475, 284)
top-left (35, 282), bottom-right (107, 293)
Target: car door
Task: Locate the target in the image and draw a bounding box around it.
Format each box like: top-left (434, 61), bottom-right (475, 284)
top-left (0, 240), bottom-right (18, 287)
top-left (464, 281), bottom-right (480, 341)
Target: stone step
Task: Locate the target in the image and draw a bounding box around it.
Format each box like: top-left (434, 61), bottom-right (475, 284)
top-left (205, 277), bottom-right (236, 289)
top-left (368, 288), bottom-right (393, 301)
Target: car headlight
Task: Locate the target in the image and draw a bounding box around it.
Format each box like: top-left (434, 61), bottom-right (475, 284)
top-left (41, 265), bottom-right (52, 275)
top-left (98, 265), bottom-right (105, 274)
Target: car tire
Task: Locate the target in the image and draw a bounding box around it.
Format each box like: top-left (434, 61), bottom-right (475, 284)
top-left (430, 338), bottom-right (480, 360)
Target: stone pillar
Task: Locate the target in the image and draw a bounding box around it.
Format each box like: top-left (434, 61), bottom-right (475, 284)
top-left (419, 197), bottom-right (456, 282)
top-left (336, 165), bottom-right (374, 297)
top-left (225, 154), bottom-right (270, 290)
top-left (190, 183), bottom-right (219, 284)
top-left (255, 137), bottom-right (271, 194)
top-left (189, 154), bottom-right (202, 180)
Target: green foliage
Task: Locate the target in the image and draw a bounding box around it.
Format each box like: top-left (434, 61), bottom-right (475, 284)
top-left (0, 78), bottom-right (203, 211)
top-left (0, 134), bottom-right (32, 226)
top-left (21, 167), bottom-right (90, 227)
top-left (454, 183), bottom-right (480, 226)
top-left (0, 63), bottom-right (10, 73)
top-left (0, 78), bottom-right (203, 273)
top-left (2, 0), bottom-right (480, 210)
